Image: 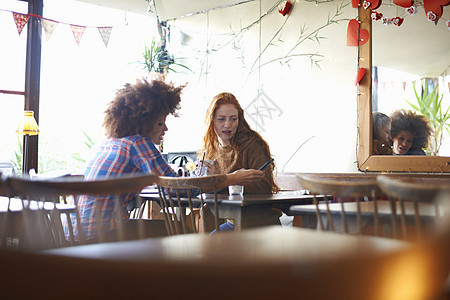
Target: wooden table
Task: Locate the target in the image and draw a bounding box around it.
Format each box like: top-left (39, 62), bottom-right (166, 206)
top-left (44, 226), bottom-right (406, 261)
top-left (2, 226), bottom-right (447, 299)
top-left (139, 190), bottom-right (323, 230)
top-left (289, 200), bottom-right (441, 234)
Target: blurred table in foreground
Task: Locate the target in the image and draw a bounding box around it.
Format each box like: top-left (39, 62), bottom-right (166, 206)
top-left (45, 225), bottom-right (406, 261)
top-left (1, 226), bottom-right (448, 299)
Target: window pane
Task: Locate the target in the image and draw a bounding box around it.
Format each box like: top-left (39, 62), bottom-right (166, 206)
top-left (0, 1), bottom-right (27, 173)
top-left (0, 94), bottom-right (24, 173)
top-left (38, 0), bottom-right (157, 174)
top-left (0, 0), bottom-right (27, 92)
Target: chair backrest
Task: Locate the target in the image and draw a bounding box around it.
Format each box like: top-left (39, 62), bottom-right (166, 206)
top-left (0, 173), bottom-right (158, 250)
top-left (155, 174), bottom-right (227, 235)
top-left (297, 174), bottom-right (384, 236)
top-left (376, 175), bottom-right (450, 241)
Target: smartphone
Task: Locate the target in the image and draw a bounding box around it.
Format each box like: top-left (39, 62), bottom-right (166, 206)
top-left (258, 158), bottom-right (274, 170)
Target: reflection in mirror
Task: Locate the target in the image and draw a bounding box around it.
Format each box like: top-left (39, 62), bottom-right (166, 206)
top-left (371, 2), bottom-right (450, 157)
top-left (356, 5), bottom-right (450, 173)
top-left (372, 111), bottom-right (392, 155)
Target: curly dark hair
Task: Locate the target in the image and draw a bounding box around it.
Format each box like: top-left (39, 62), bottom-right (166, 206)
top-left (103, 77), bottom-right (184, 138)
top-left (390, 109), bottom-right (431, 151)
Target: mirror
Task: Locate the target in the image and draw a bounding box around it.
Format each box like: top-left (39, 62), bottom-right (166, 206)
top-left (357, 4), bottom-right (450, 172)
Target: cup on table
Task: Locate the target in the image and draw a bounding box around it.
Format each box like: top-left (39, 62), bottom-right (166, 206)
top-left (228, 185), bottom-right (244, 196)
top-left (191, 166), bottom-right (208, 177)
top-left (200, 159), bottom-right (215, 166)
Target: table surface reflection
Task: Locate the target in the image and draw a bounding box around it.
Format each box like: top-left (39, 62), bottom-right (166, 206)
top-left (45, 226), bottom-right (406, 263)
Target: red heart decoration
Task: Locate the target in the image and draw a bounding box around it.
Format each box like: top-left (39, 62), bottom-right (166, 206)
top-left (427, 11), bottom-right (438, 21)
top-left (278, 1), bottom-right (292, 16)
top-left (423, 0), bottom-right (450, 20)
top-left (355, 68), bottom-right (366, 85)
top-left (369, 0), bottom-right (381, 9)
top-left (371, 11), bottom-right (383, 20)
top-left (406, 5), bottom-right (417, 15)
top-left (352, 0), bottom-right (360, 8)
top-left (363, 0), bottom-right (371, 9)
top-left (347, 19), bottom-right (370, 46)
top-left (392, 17), bottom-right (404, 26)
top-left (393, 0), bottom-right (413, 8)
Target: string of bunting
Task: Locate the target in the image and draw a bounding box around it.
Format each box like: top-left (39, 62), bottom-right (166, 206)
top-left (1, 9), bottom-right (113, 46)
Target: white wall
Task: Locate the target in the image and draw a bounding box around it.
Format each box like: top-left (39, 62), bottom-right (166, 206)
top-left (163, 0), bottom-right (360, 173)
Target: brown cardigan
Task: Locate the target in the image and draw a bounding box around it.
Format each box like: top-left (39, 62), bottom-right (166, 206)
top-left (214, 132), bottom-right (277, 194)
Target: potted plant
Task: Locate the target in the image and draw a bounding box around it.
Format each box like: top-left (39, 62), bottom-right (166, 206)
top-left (407, 83), bottom-right (450, 156)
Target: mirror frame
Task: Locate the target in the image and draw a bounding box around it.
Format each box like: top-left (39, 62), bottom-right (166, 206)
top-left (356, 6), bottom-right (450, 173)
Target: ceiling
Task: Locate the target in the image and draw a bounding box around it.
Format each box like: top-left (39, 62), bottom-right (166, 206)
top-left (74, 0), bottom-right (254, 21)
top-left (75, 0), bottom-right (450, 78)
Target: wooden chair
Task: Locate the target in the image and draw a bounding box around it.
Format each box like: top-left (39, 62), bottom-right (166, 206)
top-left (0, 173), bottom-right (158, 250)
top-left (295, 174), bottom-right (384, 236)
top-left (155, 174), bottom-right (227, 235)
top-left (376, 175), bottom-right (450, 241)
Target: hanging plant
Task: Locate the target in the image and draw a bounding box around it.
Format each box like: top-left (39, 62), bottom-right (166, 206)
top-left (133, 38), bottom-right (191, 74)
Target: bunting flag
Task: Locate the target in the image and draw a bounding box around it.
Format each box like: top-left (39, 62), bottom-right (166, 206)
top-left (42, 19), bottom-right (58, 41)
top-left (71, 25), bottom-right (86, 46)
top-left (98, 26), bottom-right (113, 47)
top-left (12, 12), bottom-right (30, 35)
top-left (3, 9), bottom-right (113, 47)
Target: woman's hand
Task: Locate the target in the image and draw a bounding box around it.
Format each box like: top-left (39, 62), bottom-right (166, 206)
top-left (203, 159), bottom-right (218, 175)
top-left (227, 168), bottom-right (264, 185)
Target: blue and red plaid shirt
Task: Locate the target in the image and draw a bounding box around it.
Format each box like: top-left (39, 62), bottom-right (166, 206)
top-left (74, 135), bottom-right (177, 240)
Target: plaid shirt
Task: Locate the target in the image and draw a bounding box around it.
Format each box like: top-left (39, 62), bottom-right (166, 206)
top-left (74, 135), bottom-right (177, 240)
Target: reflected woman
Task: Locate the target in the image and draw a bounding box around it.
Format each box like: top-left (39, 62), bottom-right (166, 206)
top-left (372, 112), bottom-right (392, 155)
top-left (390, 109), bottom-right (431, 155)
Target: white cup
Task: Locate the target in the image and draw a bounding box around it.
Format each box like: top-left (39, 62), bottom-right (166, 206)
top-left (228, 185), bottom-right (244, 196)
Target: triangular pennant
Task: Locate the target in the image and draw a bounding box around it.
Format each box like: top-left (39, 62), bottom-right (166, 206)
top-left (41, 19), bottom-right (58, 41)
top-left (70, 25), bottom-right (86, 46)
top-left (97, 27), bottom-right (113, 47)
top-left (12, 12), bottom-right (30, 36)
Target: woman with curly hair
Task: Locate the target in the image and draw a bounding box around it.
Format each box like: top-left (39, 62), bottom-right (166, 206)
top-left (76, 78), bottom-right (265, 240)
top-left (390, 109), bottom-right (431, 155)
top-left (199, 92), bottom-right (280, 232)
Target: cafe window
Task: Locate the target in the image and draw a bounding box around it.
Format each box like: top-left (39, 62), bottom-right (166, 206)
top-left (1, 0), bottom-right (159, 175)
top-left (0, 0), bottom-right (27, 173)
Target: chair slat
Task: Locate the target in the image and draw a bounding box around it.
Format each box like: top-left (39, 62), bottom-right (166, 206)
top-left (155, 175), bottom-right (227, 235)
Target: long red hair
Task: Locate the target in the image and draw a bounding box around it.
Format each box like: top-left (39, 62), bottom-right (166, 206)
top-left (200, 92), bottom-right (270, 160)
